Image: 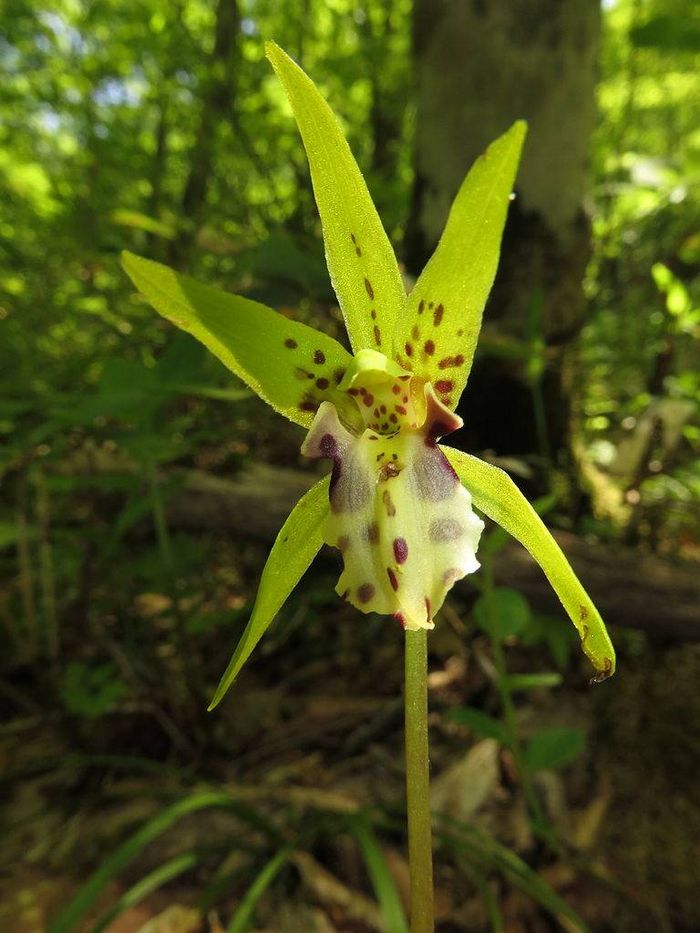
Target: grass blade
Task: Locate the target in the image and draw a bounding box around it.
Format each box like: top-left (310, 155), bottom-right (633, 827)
top-left (349, 816), bottom-right (409, 933)
top-left (226, 846), bottom-right (293, 933)
top-left (48, 791), bottom-right (275, 933)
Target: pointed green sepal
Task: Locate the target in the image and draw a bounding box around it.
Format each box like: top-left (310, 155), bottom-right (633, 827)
top-left (208, 475), bottom-right (330, 710)
top-left (122, 252), bottom-right (352, 428)
top-left (398, 122), bottom-right (527, 409)
top-left (443, 447), bottom-right (615, 680)
top-left (266, 42), bottom-right (405, 355)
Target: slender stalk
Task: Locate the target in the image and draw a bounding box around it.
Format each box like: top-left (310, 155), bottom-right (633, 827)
top-left (405, 628), bottom-right (434, 933)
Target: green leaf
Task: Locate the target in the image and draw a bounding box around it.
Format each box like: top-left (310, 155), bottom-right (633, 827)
top-left (444, 448), bottom-right (615, 681)
top-left (398, 122), bottom-right (526, 409)
top-left (266, 42), bottom-right (405, 355)
top-left (502, 672), bottom-right (563, 692)
top-left (122, 251), bottom-right (352, 429)
top-left (227, 847), bottom-right (293, 933)
top-left (48, 792), bottom-right (273, 933)
top-left (349, 817), bottom-right (409, 933)
top-left (473, 586), bottom-right (531, 640)
top-left (524, 728), bottom-right (585, 772)
top-left (208, 476), bottom-right (330, 710)
top-left (94, 852), bottom-right (199, 932)
top-left (447, 707), bottom-right (510, 745)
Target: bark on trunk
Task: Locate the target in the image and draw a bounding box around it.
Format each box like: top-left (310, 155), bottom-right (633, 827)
top-left (405, 0), bottom-right (601, 462)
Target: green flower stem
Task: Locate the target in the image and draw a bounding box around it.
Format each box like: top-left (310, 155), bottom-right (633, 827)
top-left (404, 628), bottom-right (434, 933)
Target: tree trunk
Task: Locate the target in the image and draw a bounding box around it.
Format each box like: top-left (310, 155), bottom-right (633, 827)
top-left (169, 0), bottom-right (240, 266)
top-left (405, 0), bottom-right (601, 465)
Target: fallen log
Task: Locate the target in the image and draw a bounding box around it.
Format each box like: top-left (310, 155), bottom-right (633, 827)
top-left (166, 465), bottom-right (700, 642)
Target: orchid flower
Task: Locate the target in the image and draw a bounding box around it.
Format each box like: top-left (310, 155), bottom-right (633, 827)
top-left (122, 43), bottom-right (615, 712)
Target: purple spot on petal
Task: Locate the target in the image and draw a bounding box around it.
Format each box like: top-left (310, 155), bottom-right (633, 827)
top-left (357, 583), bottom-right (375, 604)
top-left (393, 537), bottom-right (408, 564)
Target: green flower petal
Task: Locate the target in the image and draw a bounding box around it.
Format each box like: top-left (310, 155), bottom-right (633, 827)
top-left (443, 447), bottom-right (615, 680)
top-left (266, 42), bottom-right (405, 355)
top-left (122, 251), bottom-right (352, 428)
top-left (208, 475), bottom-right (330, 710)
top-left (396, 122), bottom-right (527, 409)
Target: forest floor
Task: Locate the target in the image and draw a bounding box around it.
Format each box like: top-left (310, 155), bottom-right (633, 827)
top-left (2, 528), bottom-right (699, 933)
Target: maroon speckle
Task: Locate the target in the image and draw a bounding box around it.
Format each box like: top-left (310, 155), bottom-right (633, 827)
top-left (313, 350), bottom-right (326, 365)
top-left (356, 247), bottom-right (362, 257)
top-left (395, 404), bottom-right (407, 415)
top-left (393, 538), bottom-right (408, 564)
top-left (411, 325), bottom-right (420, 340)
top-left (316, 377), bottom-right (330, 390)
top-left (300, 399), bottom-right (317, 413)
top-left (399, 375), bottom-right (411, 381)
top-left (284, 338), bottom-right (298, 349)
top-left (364, 278), bottom-right (374, 300)
top-left (387, 568), bottom-right (399, 591)
top-left (320, 433), bottom-right (337, 457)
top-left (350, 232), bottom-right (357, 243)
top-left (362, 394), bottom-right (374, 407)
top-left (394, 611), bottom-right (407, 629)
top-left (380, 404), bottom-right (387, 414)
top-left (435, 379), bottom-right (454, 394)
top-left (389, 413), bottom-right (398, 423)
top-left (418, 300), bottom-right (425, 315)
top-left (425, 597), bottom-right (432, 620)
top-left (433, 304), bottom-right (444, 326)
top-left (374, 407), bottom-right (380, 417)
top-left (374, 325), bottom-right (381, 346)
top-left (392, 385), bottom-right (401, 395)
top-left (424, 340), bottom-right (435, 356)
top-left (357, 583), bottom-right (376, 604)
top-left (371, 309), bottom-right (377, 320)
top-left (438, 355), bottom-right (464, 369)
top-left (334, 368), bottom-right (345, 384)
top-left (405, 342), bottom-right (413, 357)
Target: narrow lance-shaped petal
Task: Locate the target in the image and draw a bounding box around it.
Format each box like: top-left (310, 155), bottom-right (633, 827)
top-left (396, 122), bottom-right (527, 410)
top-left (122, 252), bottom-right (353, 428)
top-left (266, 42), bottom-right (406, 356)
top-left (443, 447), bottom-right (615, 680)
top-left (208, 476), bottom-right (330, 709)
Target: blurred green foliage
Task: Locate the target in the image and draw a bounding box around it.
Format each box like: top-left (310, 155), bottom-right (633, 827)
top-left (0, 1), bottom-right (698, 926)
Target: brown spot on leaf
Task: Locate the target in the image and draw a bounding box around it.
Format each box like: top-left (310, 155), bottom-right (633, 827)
top-left (438, 354), bottom-right (465, 369)
top-left (382, 489), bottom-right (396, 516)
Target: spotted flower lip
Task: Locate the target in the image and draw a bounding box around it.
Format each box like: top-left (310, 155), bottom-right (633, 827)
top-left (121, 41), bottom-right (615, 707)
